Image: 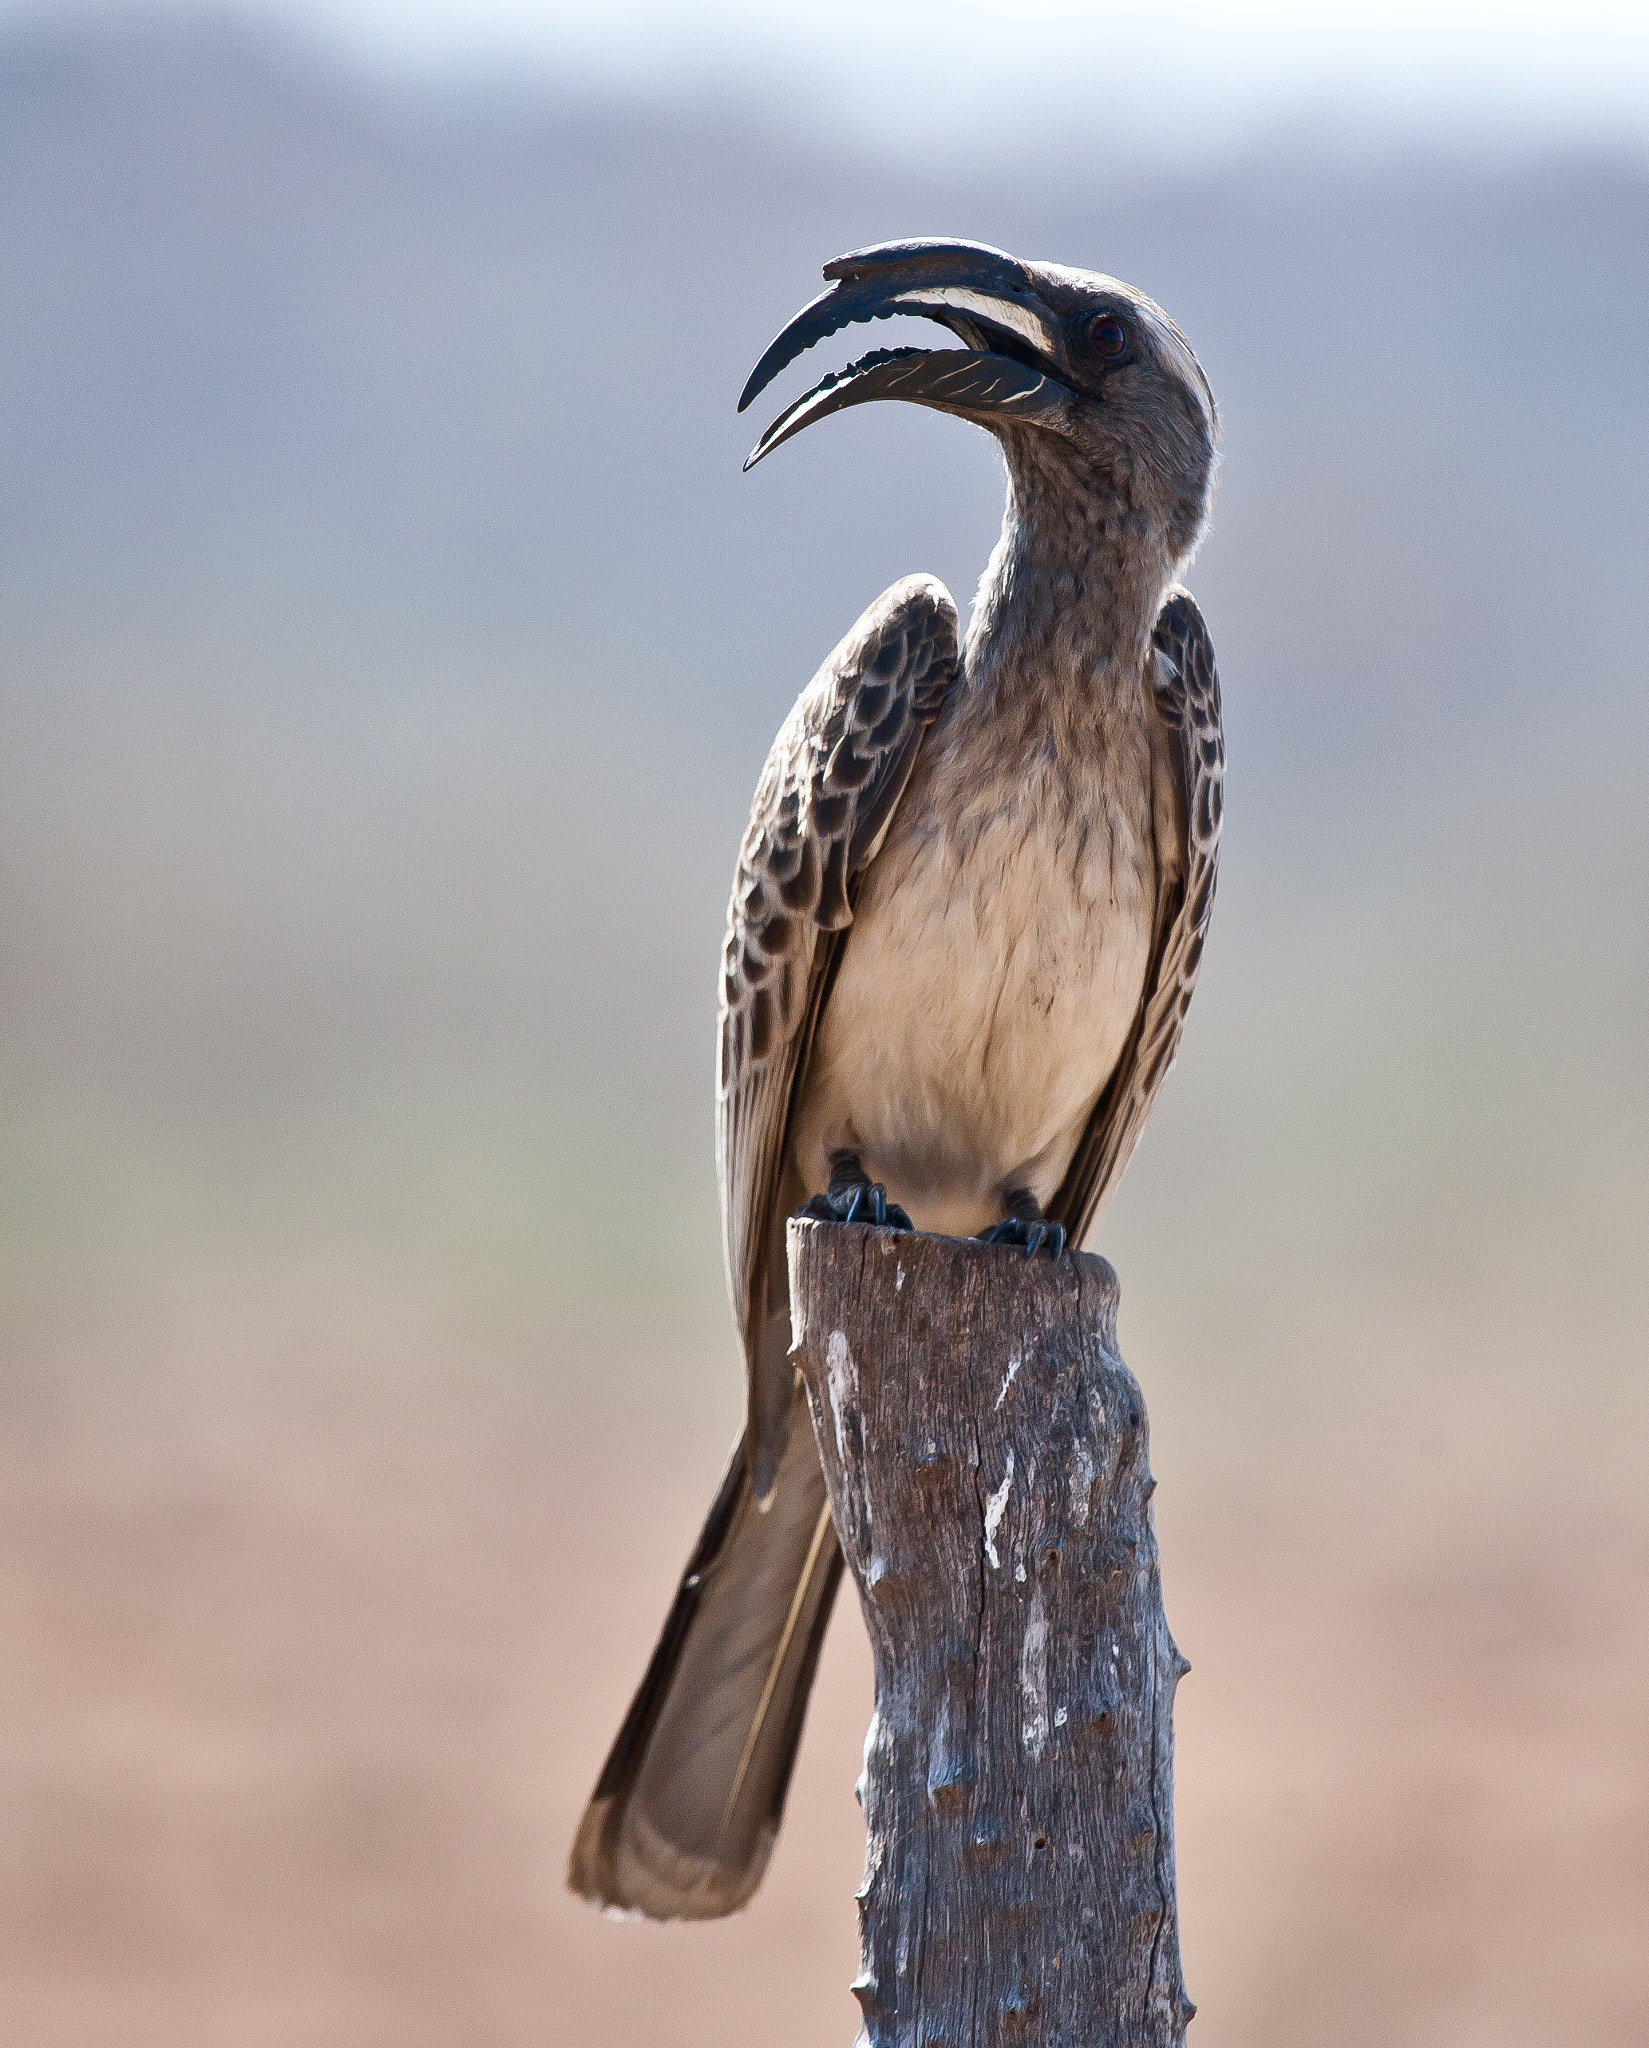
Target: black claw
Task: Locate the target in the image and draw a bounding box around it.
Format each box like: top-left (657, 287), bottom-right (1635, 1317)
top-left (979, 1215), bottom-right (1067, 1258)
top-left (799, 1180), bottom-right (913, 1233)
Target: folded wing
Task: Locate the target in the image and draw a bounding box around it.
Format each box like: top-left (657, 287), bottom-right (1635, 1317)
top-left (718, 573), bottom-right (959, 1501)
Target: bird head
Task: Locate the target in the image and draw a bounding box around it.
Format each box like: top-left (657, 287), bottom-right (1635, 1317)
top-left (741, 238), bottom-right (1217, 562)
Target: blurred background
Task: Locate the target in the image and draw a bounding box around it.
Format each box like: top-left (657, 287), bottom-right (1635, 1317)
top-left (0, 2), bottom-right (1645, 2042)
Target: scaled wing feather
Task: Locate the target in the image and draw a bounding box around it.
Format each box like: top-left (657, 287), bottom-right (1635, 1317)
top-left (717, 575), bottom-right (959, 1495)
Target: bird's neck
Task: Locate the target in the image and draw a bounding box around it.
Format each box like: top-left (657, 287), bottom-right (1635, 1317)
top-left (963, 434), bottom-right (1177, 707)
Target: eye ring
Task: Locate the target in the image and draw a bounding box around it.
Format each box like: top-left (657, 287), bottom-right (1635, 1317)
top-left (1087, 315), bottom-right (1128, 359)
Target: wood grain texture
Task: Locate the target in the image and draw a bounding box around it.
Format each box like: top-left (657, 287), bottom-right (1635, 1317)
top-left (787, 1218), bottom-right (1192, 2048)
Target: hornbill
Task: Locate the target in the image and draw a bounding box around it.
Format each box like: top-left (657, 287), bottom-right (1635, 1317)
top-left (569, 239), bottom-right (1223, 1920)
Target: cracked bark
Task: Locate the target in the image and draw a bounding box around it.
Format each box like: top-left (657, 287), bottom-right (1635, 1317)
top-left (788, 1218), bottom-right (1193, 2047)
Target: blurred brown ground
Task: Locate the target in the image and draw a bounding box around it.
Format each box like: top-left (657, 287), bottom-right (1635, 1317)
top-left (1, 1266), bottom-right (1642, 2048)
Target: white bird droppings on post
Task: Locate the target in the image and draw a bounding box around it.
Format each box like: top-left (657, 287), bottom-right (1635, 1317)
top-left (982, 1448), bottom-right (1014, 1569)
top-left (855, 1709), bottom-right (879, 1812)
top-left (1020, 1582), bottom-right (1049, 1758)
top-left (895, 1264), bottom-right (906, 1291)
top-left (1069, 1438), bottom-right (1096, 1527)
top-left (994, 1354), bottom-right (1021, 1409)
top-left (826, 1330), bottom-right (857, 1465)
top-left (926, 1690), bottom-right (952, 1811)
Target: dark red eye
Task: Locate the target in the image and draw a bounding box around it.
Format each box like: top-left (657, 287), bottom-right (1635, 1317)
top-left (1088, 316), bottom-right (1127, 358)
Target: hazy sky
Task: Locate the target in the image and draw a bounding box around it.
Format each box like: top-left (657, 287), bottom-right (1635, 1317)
top-left (11, 0), bottom-right (1649, 154)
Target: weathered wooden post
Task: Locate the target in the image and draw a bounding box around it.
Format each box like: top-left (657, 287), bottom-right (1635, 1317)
top-left (788, 1217), bottom-right (1193, 2047)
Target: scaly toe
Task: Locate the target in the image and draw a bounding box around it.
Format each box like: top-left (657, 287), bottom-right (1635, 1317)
top-left (861, 1184), bottom-right (913, 1232)
top-left (979, 1215), bottom-right (1065, 1258)
top-left (800, 1183), bottom-right (914, 1232)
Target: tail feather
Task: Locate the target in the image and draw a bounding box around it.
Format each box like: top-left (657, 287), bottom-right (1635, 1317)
top-left (568, 1385), bottom-right (843, 1919)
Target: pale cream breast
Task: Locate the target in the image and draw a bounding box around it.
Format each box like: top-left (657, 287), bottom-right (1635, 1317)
top-left (789, 694), bottom-right (1159, 1237)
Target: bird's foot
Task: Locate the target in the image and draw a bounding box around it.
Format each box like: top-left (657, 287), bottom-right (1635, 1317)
top-left (799, 1153), bottom-right (913, 1232)
top-left (979, 1197), bottom-right (1066, 1259)
top-left (799, 1182), bottom-right (913, 1231)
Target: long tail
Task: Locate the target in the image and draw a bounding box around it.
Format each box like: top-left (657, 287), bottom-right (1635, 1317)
top-left (567, 1385), bottom-right (843, 1919)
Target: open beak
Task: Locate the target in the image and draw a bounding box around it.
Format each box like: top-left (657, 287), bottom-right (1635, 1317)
top-left (740, 238), bottom-right (1072, 470)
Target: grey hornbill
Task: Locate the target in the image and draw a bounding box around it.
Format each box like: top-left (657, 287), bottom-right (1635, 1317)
top-left (569, 239), bottom-right (1223, 1919)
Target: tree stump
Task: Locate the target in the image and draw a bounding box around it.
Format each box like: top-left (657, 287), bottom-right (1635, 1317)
top-left (787, 1218), bottom-right (1193, 2048)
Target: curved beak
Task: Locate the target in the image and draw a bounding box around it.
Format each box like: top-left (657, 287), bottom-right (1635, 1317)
top-left (740, 238), bottom-right (1072, 469)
